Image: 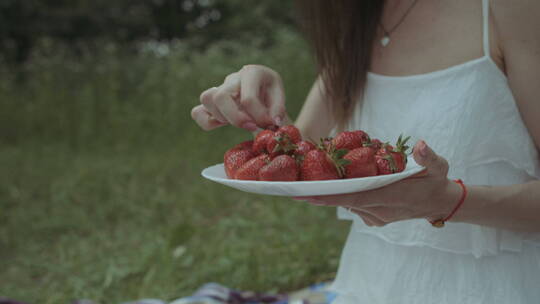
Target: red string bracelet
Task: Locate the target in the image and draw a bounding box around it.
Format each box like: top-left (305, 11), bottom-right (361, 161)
top-left (430, 179), bottom-right (467, 228)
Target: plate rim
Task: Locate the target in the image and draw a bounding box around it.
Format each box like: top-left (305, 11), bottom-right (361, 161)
top-left (201, 161), bottom-right (425, 186)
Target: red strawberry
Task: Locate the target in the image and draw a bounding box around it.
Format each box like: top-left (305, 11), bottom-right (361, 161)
top-left (332, 130), bottom-right (370, 151)
top-left (276, 125), bottom-right (301, 143)
top-left (375, 135), bottom-right (410, 175)
top-left (294, 140), bottom-right (316, 157)
top-left (343, 147), bottom-right (378, 178)
top-left (266, 138), bottom-right (284, 158)
top-left (259, 155), bottom-right (299, 181)
top-left (234, 154), bottom-right (270, 180)
top-left (301, 149), bottom-right (342, 181)
top-left (253, 130), bottom-right (275, 154)
top-left (233, 140), bottom-right (254, 151)
top-left (224, 148), bottom-right (255, 178)
top-left (375, 145), bottom-right (396, 175)
top-left (266, 126), bottom-right (299, 158)
top-left (366, 138), bottom-right (383, 150)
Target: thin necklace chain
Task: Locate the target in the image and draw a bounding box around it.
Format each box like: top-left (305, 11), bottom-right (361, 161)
top-left (380, 0), bottom-right (419, 36)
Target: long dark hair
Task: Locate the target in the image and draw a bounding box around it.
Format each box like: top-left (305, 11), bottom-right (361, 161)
top-left (296, 1), bottom-right (384, 128)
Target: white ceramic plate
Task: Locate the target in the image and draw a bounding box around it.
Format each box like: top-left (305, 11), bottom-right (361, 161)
top-left (201, 157), bottom-right (425, 196)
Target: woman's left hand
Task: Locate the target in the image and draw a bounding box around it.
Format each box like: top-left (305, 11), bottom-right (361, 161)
top-left (295, 140), bottom-right (462, 226)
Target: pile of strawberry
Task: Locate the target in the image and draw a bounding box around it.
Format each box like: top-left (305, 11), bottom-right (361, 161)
top-left (224, 125), bottom-right (410, 181)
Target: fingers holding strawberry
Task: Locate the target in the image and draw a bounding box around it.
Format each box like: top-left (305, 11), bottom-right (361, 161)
top-left (192, 65), bottom-right (288, 132)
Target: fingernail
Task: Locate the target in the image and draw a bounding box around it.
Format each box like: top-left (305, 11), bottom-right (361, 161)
top-left (273, 116), bottom-right (282, 126)
top-left (242, 122), bottom-right (257, 132)
top-left (419, 141), bottom-right (428, 158)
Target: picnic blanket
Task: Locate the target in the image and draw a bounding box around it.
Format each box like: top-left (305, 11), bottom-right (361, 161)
top-left (1, 281), bottom-right (336, 304)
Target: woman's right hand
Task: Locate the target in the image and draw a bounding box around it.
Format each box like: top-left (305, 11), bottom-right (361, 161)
top-left (191, 65), bottom-right (287, 132)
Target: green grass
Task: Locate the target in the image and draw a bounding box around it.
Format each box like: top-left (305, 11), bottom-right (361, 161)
top-left (0, 30), bottom-right (350, 303)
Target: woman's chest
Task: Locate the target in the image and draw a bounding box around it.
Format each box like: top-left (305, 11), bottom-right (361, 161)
top-left (351, 65), bottom-right (537, 172)
top-left (370, 0), bottom-right (504, 76)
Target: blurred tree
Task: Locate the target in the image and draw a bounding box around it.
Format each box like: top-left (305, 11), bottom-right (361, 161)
top-left (0, 0), bottom-right (296, 63)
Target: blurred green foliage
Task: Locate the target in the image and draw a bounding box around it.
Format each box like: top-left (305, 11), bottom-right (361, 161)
top-left (0, 16), bottom-right (350, 302)
top-left (0, 0), bottom-right (296, 62)
top-left (0, 29), bottom-right (309, 149)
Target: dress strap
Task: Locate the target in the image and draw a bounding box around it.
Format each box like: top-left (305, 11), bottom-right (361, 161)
top-left (482, 0), bottom-right (490, 58)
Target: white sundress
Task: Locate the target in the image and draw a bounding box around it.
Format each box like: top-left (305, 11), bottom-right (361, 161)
top-left (330, 0), bottom-right (540, 303)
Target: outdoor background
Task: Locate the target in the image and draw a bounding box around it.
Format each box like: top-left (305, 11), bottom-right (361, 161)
top-left (0, 1), bottom-right (350, 303)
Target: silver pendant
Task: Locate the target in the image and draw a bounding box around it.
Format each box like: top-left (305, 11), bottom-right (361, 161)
top-left (381, 36), bottom-right (390, 47)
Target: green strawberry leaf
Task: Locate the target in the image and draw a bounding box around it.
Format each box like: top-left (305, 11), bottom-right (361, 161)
top-left (335, 149), bottom-right (349, 158)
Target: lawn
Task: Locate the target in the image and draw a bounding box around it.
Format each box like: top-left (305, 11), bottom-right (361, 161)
top-left (0, 31), bottom-right (351, 303)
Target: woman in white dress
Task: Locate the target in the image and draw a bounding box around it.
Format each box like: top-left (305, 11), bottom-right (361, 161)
top-left (191, 0), bottom-right (540, 303)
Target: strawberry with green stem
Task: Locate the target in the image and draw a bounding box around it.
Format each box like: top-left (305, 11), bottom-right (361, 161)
top-left (301, 139), bottom-right (350, 180)
top-left (375, 134), bottom-right (411, 175)
top-left (253, 130), bottom-right (275, 155)
top-left (363, 138), bottom-right (383, 151)
top-left (266, 125), bottom-right (302, 158)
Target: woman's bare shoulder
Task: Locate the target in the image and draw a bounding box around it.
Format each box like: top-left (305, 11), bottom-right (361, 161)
top-left (491, 0), bottom-right (540, 150)
top-left (491, 0), bottom-right (540, 48)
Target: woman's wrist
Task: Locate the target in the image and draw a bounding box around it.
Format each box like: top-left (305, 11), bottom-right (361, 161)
top-left (442, 181), bottom-right (540, 232)
top-left (426, 178), bottom-right (463, 223)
